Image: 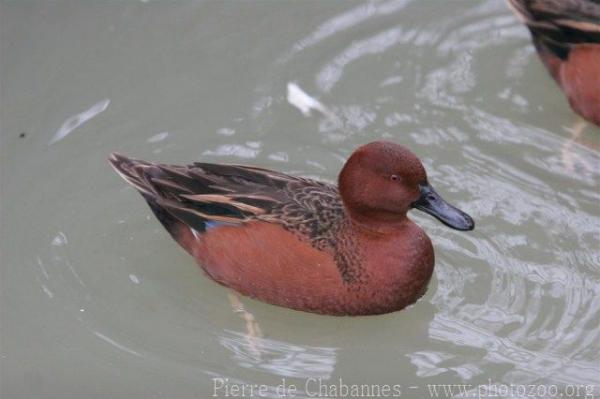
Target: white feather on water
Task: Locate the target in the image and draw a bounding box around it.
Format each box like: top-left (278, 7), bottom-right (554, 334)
top-left (49, 99), bottom-right (110, 145)
top-left (286, 82), bottom-right (338, 121)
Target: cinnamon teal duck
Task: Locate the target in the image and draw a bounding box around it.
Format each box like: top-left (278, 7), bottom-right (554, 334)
top-left (508, 0), bottom-right (600, 125)
top-left (110, 141), bottom-right (474, 315)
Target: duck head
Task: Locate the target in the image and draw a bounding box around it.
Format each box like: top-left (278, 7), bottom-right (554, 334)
top-left (338, 141), bottom-right (474, 231)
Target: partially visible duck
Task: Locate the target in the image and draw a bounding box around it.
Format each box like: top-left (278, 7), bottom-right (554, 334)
top-left (110, 141), bottom-right (474, 316)
top-left (507, 0), bottom-right (600, 125)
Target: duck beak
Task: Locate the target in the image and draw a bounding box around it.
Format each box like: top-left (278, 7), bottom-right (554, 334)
top-left (412, 183), bottom-right (474, 231)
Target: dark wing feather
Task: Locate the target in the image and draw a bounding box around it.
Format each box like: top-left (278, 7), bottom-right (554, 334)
top-left (109, 153), bottom-right (345, 240)
top-left (508, 0), bottom-right (600, 58)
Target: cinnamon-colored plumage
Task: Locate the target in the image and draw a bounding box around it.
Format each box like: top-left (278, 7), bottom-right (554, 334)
top-left (110, 141), bottom-right (474, 315)
top-left (508, 0), bottom-right (600, 125)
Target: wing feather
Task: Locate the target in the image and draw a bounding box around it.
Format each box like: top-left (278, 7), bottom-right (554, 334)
top-left (109, 153), bottom-right (343, 235)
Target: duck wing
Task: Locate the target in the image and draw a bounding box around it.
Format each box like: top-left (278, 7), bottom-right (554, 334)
top-left (109, 153), bottom-right (344, 239)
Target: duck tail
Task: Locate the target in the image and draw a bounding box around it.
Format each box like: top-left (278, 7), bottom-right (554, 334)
top-left (108, 153), bottom-right (196, 253)
top-left (108, 153), bottom-right (157, 196)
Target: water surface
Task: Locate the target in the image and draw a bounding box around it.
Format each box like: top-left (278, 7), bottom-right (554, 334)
top-left (1, 1), bottom-right (599, 398)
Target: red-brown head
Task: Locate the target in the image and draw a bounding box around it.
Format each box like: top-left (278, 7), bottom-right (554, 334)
top-left (338, 141), bottom-right (474, 230)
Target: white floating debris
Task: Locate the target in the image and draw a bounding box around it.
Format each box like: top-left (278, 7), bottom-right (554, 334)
top-left (129, 274), bottom-right (140, 284)
top-left (380, 75), bottom-right (404, 87)
top-left (202, 144), bottom-right (260, 159)
top-left (147, 131), bottom-right (169, 143)
top-left (217, 127), bottom-right (236, 136)
top-left (41, 285), bottom-right (54, 299)
top-left (49, 99), bottom-right (110, 145)
top-left (268, 151), bottom-right (289, 162)
top-left (93, 331), bottom-right (143, 357)
top-left (37, 257), bottom-right (49, 279)
top-left (51, 232), bottom-right (68, 247)
top-left (286, 82), bottom-right (333, 118)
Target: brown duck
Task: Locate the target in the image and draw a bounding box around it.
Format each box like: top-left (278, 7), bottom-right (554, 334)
top-left (110, 141), bottom-right (474, 315)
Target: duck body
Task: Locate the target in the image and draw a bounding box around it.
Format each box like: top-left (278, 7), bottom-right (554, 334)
top-left (508, 0), bottom-right (600, 125)
top-left (180, 217), bottom-right (434, 315)
top-left (110, 141), bottom-right (473, 316)
top-left (557, 44), bottom-right (600, 125)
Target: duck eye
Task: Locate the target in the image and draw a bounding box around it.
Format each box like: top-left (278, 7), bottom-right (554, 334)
top-left (390, 174), bottom-right (399, 181)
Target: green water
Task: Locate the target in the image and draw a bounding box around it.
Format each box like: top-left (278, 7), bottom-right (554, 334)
top-left (1, 1), bottom-right (599, 398)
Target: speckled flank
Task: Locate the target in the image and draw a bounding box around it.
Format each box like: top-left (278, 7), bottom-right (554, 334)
top-left (259, 182), bottom-right (365, 284)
